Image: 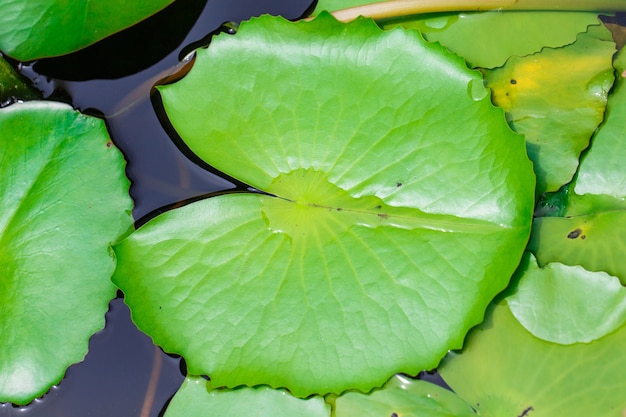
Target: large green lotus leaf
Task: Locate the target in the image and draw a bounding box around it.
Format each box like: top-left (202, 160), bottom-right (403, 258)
top-left (575, 46), bottom-right (626, 199)
top-left (439, 301), bottom-right (626, 417)
top-left (528, 211), bottom-right (626, 285)
top-left (484, 24), bottom-right (615, 195)
top-left (163, 376), bottom-right (330, 417)
top-left (115, 14), bottom-right (534, 396)
top-left (0, 0), bottom-right (175, 61)
top-left (334, 374), bottom-right (476, 417)
top-left (507, 253), bottom-right (626, 344)
top-left (0, 101), bottom-right (133, 404)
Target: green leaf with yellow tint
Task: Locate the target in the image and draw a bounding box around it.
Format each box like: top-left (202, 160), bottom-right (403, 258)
top-left (529, 211), bottom-right (626, 285)
top-left (529, 45), bottom-right (626, 284)
top-left (484, 24), bottom-right (615, 195)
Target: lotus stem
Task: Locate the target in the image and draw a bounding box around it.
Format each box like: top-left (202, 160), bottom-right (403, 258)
top-left (328, 0), bottom-right (626, 22)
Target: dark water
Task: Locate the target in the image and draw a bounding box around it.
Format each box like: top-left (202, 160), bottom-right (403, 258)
top-left (0, 299), bottom-right (184, 417)
top-left (23, 0), bottom-right (315, 221)
top-left (3, 1), bottom-right (313, 415)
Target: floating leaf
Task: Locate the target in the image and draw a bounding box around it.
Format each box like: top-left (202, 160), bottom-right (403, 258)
top-left (0, 0), bottom-right (175, 60)
top-left (163, 376), bottom-right (330, 417)
top-left (484, 24), bottom-right (615, 195)
top-left (529, 45), bottom-right (626, 284)
top-left (393, 11), bottom-right (601, 69)
top-left (164, 374), bottom-right (478, 417)
top-left (334, 374), bottom-right (476, 417)
top-left (439, 301), bottom-right (626, 417)
top-left (529, 210), bottom-right (626, 285)
top-left (575, 45), bottom-right (626, 199)
top-left (508, 253), bottom-right (626, 344)
top-left (0, 55), bottom-right (39, 105)
top-left (0, 101), bottom-right (133, 404)
top-left (313, 1), bottom-right (601, 69)
top-left (114, 14), bottom-right (534, 396)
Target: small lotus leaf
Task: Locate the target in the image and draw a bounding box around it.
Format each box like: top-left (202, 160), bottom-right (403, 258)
top-left (163, 376), bottom-right (330, 417)
top-left (0, 101), bottom-right (133, 404)
top-left (0, 55), bottom-right (39, 104)
top-left (392, 11), bottom-right (602, 69)
top-left (114, 14), bottom-right (534, 396)
top-left (529, 210), bottom-right (626, 285)
top-left (528, 41), bottom-right (626, 284)
top-left (508, 253), bottom-right (626, 344)
top-left (313, 1), bottom-right (601, 69)
top-left (575, 46), bottom-right (626, 199)
top-left (439, 301), bottom-right (626, 417)
top-left (484, 24), bottom-right (615, 195)
top-left (334, 374), bottom-right (476, 417)
top-left (0, 0), bottom-right (175, 60)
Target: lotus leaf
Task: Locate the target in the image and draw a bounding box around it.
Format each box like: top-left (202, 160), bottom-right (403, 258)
top-left (484, 24), bottom-right (615, 195)
top-left (0, 55), bottom-right (39, 104)
top-left (439, 301), bottom-right (626, 417)
top-left (163, 376), bottom-right (329, 417)
top-left (0, 0), bottom-right (175, 60)
top-left (113, 13), bottom-right (534, 396)
top-left (313, 1), bottom-right (601, 68)
top-left (576, 45), bottom-right (626, 199)
top-left (334, 374), bottom-right (476, 417)
top-left (529, 45), bottom-right (626, 284)
top-left (0, 101), bottom-right (133, 404)
top-left (164, 374), bottom-right (476, 417)
top-left (390, 11), bottom-right (601, 69)
top-left (508, 253), bottom-right (626, 344)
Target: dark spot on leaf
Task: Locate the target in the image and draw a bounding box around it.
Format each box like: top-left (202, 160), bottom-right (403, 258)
top-left (391, 413), bottom-right (398, 417)
top-left (510, 79), bottom-right (517, 84)
top-left (518, 406), bottom-right (534, 417)
top-left (396, 182), bottom-right (403, 187)
top-left (106, 141), bottom-right (113, 148)
top-left (567, 228), bottom-right (582, 239)
top-left (581, 235), bottom-right (586, 240)
top-left (375, 205), bottom-right (382, 209)
top-left (336, 207), bottom-right (342, 211)
top-left (378, 213), bottom-right (389, 219)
